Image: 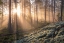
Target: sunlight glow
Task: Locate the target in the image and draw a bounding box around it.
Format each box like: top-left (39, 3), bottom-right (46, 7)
top-left (13, 4), bottom-right (21, 17)
top-left (4, 8), bottom-right (9, 15)
top-left (13, 8), bottom-right (17, 14)
top-left (17, 4), bottom-right (21, 17)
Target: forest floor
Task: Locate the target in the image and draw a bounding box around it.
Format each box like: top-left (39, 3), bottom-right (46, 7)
top-left (0, 21), bottom-right (64, 43)
top-left (13, 21), bottom-right (64, 43)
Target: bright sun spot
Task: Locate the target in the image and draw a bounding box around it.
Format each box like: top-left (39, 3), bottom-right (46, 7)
top-left (13, 4), bottom-right (21, 17)
top-left (4, 4), bottom-right (21, 17)
top-left (17, 4), bottom-right (21, 17)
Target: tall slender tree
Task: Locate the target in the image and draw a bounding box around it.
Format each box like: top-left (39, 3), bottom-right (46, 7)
top-left (0, 0), bottom-right (3, 29)
top-left (61, 0), bottom-right (64, 21)
top-left (51, 0), bottom-right (54, 22)
top-left (8, 0), bottom-right (12, 33)
top-left (45, 0), bottom-right (47, 22)
top-left (53, 0), bottom-right (55, 22)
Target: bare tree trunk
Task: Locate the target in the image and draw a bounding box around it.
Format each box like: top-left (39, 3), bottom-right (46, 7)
top-left (29, 0), bottom-right (32, 28)
top-left (14, 0), bottom-right (18, 40)
top-left (61, 0), bottom-right (64, 21)
top-left (51, 0), bottom-right (54, 22)
top-left (45, 0), bottom-right (47, 22)
top-left (34, 3), bottom-right (35, 25)
top-left (54, 0), bottom-right (55, 22)
top-left (36, 4), bottom-right (38, 25)
top-left (8, 0), bottom-right (12, 33)
top-left (1, 3), bottom-right (3, 29)
top-left (22, 0), bottom-right (25, 18)
top-left (24, 0), bottom-right (25, 18)
top-left (49, 0), bottom-right (50, 23)
top-left (21, 0), bottom-right (23, 17)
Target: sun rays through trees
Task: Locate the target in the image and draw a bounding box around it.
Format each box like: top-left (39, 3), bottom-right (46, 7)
top-left (0, 0), bottom-right (64, 42)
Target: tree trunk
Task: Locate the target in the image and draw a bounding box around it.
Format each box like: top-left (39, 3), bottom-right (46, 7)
top-left (45, 0), bottom-right (47, 22)
top-left (8, 0), bottom-right (12, 33)
top-left (51, 0), bottom-right (54, 22)
top-left (53, 0), bottom-right (55, 22)
top-left (61, 0), bottom-right (64, 21)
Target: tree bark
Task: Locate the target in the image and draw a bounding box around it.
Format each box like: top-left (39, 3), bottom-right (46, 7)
top-left (45, 0), bottom-right (47, 22)
top-left (61, 0), bottom-right (64, 21)
top-left (8, 0), bottom-right (12, 33)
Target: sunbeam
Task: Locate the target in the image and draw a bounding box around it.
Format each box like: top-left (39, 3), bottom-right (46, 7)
top-left (12, 4), bottom-right (21, 17)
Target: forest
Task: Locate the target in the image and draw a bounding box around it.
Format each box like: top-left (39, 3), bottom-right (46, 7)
top-left (0, 0), bottom-right (64, 43)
